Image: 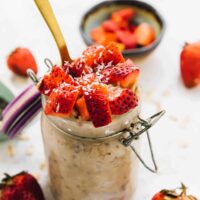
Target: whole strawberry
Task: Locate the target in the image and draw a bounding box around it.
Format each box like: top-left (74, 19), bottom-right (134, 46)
top-left (180, 42), bottom-right (200, 87)
top-left (7, 48), bottom-right (38, 77)
top-left (152, 184), bottom-right (197, 200)
top-left (0, 172), bottom-right (45, 200)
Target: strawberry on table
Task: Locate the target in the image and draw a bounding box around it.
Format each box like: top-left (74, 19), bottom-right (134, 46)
top-left (38, 65), bottom-right (74, 96)
top-left (109, 87), bottom-right (138, 115)
top-left (7, 47), bottom-right (38, 77)
top-left (0, 172), bottom-right (45, 200)
top-left (180, 42), bottom-right (200, 88)
top-left (135, 22), bottom-right (155, 46)
top-left (152, 192), bottom-right (164, 200)
top-left (152, 184), bottom-right (197, 200)
top-left (44, 84), bottom-right (79, 117)
top-left (84, 85), bottom-right (112, 127)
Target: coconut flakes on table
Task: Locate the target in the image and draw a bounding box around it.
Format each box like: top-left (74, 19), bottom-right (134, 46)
top-left (7, 144), bottom-right (15, 157)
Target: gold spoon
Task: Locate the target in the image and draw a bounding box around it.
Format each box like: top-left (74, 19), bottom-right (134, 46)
top-left (34, 0), bottom-right (72, 64)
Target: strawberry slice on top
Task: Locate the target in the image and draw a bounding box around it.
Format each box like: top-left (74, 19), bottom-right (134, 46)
top-left (63, 58), bottom-right (86, 77)
top-left (101, 59), bottom-right (139, 88)
top-left (108, 87), bottom-right (138, 115)
top-left (38, 65), bottom-right (74, 96)
top-left (83, 42), bottom-right (125, 68)
top-left (44, 83), bottom-right (79, 117)
top-left (84, 85), bottom-right (112, 127)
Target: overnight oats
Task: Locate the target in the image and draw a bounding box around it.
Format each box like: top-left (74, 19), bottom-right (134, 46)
top-left (37, 42), bottom-right (141, 200)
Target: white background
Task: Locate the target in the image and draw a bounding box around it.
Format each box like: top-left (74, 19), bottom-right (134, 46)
top-left (0, 0), bottom-right (200, 199)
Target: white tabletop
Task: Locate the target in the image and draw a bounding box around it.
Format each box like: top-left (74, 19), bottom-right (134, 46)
top-left (1, 0), bottom-right (200, 199)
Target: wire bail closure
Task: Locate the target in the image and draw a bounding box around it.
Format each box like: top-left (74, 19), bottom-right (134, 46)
top-left (120, 111), bottom-right (165, 173)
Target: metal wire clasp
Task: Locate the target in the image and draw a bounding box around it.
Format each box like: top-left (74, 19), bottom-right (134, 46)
top-left (120, 111), bottom-right (165, 173)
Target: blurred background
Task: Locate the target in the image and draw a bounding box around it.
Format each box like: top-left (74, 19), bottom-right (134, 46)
top-left (0, 0), bottom-right (200, 199)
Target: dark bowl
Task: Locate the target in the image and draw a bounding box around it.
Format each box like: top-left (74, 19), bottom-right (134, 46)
top-left (80, 0), bottom-right (166, 56)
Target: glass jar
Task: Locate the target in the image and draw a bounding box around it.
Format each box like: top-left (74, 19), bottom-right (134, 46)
top-left (41, 107), bottom-right (140, 200)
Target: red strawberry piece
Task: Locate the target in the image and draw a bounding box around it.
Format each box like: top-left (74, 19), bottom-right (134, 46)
top-left (84, 86), bottom-right (112, 127)
top-left (76, 96), bottom-right (90, 121)
top-left (134, 23), bottom-right (155, 46)
top-left (83, 45), bottom-right (105, 67)
top-left (101, 20), bottom-right (118, 32)
top-left (112, 8), bottom-right (135, 22)
top-left (83, 43), bottom-right (125, 68)
top-left (180, 42), bottom-right (200, 87)
top-left (152, 192), bottom-right (165, 200)
top-left (102, 59), bottom-right (139, 88)
top-left (7, 48), bottom-right (38, 77)
top-left (63, 58), bottom-right (85, 77)
top-left (38, 65), bottom-right (74, 96)
top-left (109, 87), bottom-right (138, 115)
top-left (90, 27), bottom-right (105, 43)
top-left (100, 67), bottom-right (113, 84)
top-left (129, 25), bottom-right (137, 33)
top-left (100, 42), bottom-right (125, 66)
top-left (116, 30), bottom-right (137, 49)
top-left (0, 172), bottom-right (45, 200)
top-left (44, 84), bottom-right (79, 117)
top-left (96, 32), bottom-right (117, 46)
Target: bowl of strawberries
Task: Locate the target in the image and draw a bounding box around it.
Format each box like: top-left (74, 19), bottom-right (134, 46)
top-left (80, 0), bottom-right (166, 56)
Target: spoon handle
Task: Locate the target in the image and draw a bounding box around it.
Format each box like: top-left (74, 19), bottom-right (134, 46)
top-left (34, 0), bottom-right (72, 64)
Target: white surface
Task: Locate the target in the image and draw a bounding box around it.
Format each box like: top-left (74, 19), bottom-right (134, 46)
top-left (0, 0), bottom-right (200, 199)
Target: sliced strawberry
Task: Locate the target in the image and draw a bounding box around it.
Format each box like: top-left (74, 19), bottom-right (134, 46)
top-left (96, 32), bottom-right (117, 46)
top-left (101, 42), bottom-right (125, 65)
top-left (83, 43), bottom-right (125, 68)
top-left (112, 8), bottom-right (135, 22)
top-left (111, 60), bottom-right (139, 88)
top-left (116, 30), bottom-right (137, 49)
top-left (83, 45), bottom-right (105, 67)
top-left (100, 67), bottom-right (113, 84)
top-left (38, 66), bottom-right (74, 95)
top-left (90, 27), bottom-right (105, 43)
top-left (64, 58), bottom-right (85, 77)
top-left (44, 84), bottom-right (79, 117)
top-left (135, 23), bottom-right (155, 46)
top-left (101, 59), bottom-right (139, 88)
top-left (109, 87), bottom-right (138, 115)
top-left (101, 20), bottom-right (118, 32)
top-left (84, 86), bottom-right (112, 127)
top-left (76, 96), bottom-right (90, 120)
